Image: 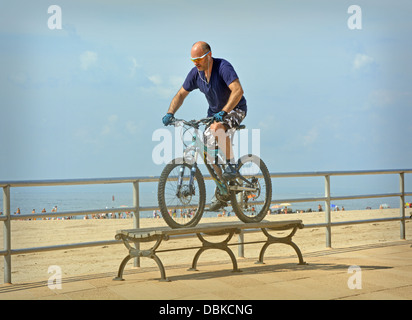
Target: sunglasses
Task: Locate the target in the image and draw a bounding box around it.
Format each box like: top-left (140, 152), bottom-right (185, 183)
top-left (191, 50), bottom-right (210, 62)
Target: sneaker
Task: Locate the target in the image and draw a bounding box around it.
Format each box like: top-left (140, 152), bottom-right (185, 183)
top-left (222, 163), bottom-right (238, 181)
top-left (206, 199), bottom-right (227, 211)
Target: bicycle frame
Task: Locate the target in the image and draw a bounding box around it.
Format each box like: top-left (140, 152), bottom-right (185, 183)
top-left (179, 122), bottom-right (229, 196)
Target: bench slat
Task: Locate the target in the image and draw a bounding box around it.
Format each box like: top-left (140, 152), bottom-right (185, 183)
top-left (117, 220), bottom-right (303, 240)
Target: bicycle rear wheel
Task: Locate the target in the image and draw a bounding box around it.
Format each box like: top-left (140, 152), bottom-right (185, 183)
top-left (158, 158), bottom-right (206, 228)
top-left (230, 154), bottom-right (272, 223)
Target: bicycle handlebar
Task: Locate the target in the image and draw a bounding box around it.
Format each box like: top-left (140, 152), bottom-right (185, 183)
top-left (170, 117), bottom-right (214, 129)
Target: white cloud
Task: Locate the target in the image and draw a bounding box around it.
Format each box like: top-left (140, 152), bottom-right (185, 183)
top-left (101, 114), bottom-right (118, 135)
top-left (302, 127), bottom-right (319, 147)
top-left (125, 121), bottom-right (138, 135)
top-left (101, 115), bottom-right (139, 137)
top-left (130, 57), bottom-right (140, 77)
top-left (140, 86), bottom-right (174, 99)
top-left (140, 75), bottom-right (182, 99)
top-left (74, 128), bottom-right (98, 145)
top-left (169, 76), bottom-right (184, 87)
top-left (366, 89), bottom-right (412, 109)
top-left (148, 75), bottom-right (163, 85)
top-left (80, 51), bottom-right (98, 70)
top-left (353, 53), bottom-right (374, 70)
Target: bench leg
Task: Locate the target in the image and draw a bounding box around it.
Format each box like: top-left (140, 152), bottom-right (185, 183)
top-left (151, 252), bottom-right (169, 282)
top-left (114, 235), bottom-right (170, 282)
top-left (113, 252), bottom-right (169, 282)
top-left (257, 227), bottom-right (307, 265)
top-left (113, 254), bottom-right (132, 281)
top-left (188, 231), bottom-right (241, 273)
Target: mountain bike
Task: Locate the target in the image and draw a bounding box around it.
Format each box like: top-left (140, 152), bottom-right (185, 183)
top-left (157, 117), bottom-right (272, 228)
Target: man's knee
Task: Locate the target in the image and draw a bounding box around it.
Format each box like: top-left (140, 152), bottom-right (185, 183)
top-left (210, 122), bottom-right (226, 137)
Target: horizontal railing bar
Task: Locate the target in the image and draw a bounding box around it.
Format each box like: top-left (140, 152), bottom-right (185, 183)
top-left (330, 193), bottom-right (402, 201)
top-left (271, 192), bottom-right (408, 205)
top-left (2, 169), bottom-right (412, 188)
top-left (10, 207), bottom-right (137, 220)
top-left (330, 216), bottom-right (406, 226)
top-left (0, 176), bottom-right (158, 188)
top-left (0, 240), bottom-right (122, 256)
top-left (270, 169), bottom-right (412, 178)
top-left (304, 216), bottom-right (411, 228)
top-left (272, 197), bottom-right (327, 203)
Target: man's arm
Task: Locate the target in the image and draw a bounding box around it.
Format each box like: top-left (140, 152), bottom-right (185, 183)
top-left (221, 79), bottom-right (244, 113)
top-left (167, 86), bottom-right (189, 114)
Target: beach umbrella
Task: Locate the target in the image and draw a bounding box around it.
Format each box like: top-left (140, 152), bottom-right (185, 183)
top-left (280, 203), bottom-right (291, 206)
top-left (271, 204), bottom-right (282, 209)
top-left (247, 194), bottom-right (257, 200)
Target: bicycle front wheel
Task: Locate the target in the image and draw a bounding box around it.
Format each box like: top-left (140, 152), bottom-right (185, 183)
top-left (158, 158), bottom-right (206, 228)
top-left (230, 154), bottom-right (272, 223)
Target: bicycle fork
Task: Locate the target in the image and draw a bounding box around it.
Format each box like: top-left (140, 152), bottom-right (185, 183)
top-left (176, 152), bottom-right (199, 197)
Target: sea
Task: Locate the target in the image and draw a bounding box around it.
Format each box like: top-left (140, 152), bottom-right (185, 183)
top-left (1, 174), bottom-right (411, 219)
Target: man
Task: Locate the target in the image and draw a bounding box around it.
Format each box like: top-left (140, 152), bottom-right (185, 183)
top-left (162, 41), bottom-right (247, 210)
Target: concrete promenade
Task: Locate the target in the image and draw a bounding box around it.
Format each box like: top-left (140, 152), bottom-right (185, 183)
top-left (0, 240), bottom-right (411, 300)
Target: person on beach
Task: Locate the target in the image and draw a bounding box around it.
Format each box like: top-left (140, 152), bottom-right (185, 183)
top-left (162, 41), bottom-right (247, 211)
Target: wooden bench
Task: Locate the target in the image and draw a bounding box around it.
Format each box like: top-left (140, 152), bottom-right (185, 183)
top-left (113, 220), bottom-right (306, 282)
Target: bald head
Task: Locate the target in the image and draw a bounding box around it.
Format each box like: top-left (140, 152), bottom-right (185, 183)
top-left (191, 41), bottom-right (211, 57)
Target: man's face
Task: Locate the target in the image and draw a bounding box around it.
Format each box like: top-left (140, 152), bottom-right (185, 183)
top-left (191, 47), bottom-right (210, 71)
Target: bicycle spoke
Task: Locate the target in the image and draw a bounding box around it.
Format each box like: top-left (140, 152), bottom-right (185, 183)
top-left (158, 160), bottom-right (206, 228)
top-left (230, 155), bottom-right (272, 223)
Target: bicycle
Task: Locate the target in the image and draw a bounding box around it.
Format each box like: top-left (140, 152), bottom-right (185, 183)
top-left (157, 117), bottom-right (272, 228)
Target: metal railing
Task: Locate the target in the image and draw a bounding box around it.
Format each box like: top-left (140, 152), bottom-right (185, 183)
top-left (1, 169), bottom-right (412, 284)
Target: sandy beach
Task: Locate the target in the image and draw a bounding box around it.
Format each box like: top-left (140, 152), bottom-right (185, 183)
top-left (1, 208), bottom-right (411, 284)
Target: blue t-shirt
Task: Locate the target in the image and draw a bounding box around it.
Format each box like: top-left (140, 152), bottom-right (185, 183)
top-left (182, 58), bottom-right (247, 117)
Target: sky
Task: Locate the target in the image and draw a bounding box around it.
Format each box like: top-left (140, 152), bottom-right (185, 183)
top-left (1, 0), bottom-right (412, 186)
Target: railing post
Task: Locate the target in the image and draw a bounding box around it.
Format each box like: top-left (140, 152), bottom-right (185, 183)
top-left (3, 185), bottom-right (12, 284)
top-left (133, 181), bottom-right (140, 267)
top-left (238, 231), bottom-right (244, 258)
top-left (324, 175), bottom-right (332, 248)
top-left (399, 173), bottom-right (405, 240)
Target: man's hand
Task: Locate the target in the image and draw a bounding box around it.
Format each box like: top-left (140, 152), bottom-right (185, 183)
top-left (213, 111), bottom-right (227, 122)
top-left (162, 113), bottom-right (174, 126)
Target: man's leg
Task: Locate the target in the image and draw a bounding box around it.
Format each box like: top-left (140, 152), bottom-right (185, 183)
top-left (203, 110), bottom-right (245, 211)
top-left (203, 125), bottom-right (229, 211)
top-left (209, 122), bottom-right (238, 180)
top-left (209, 122), bottom-right (234, 163)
